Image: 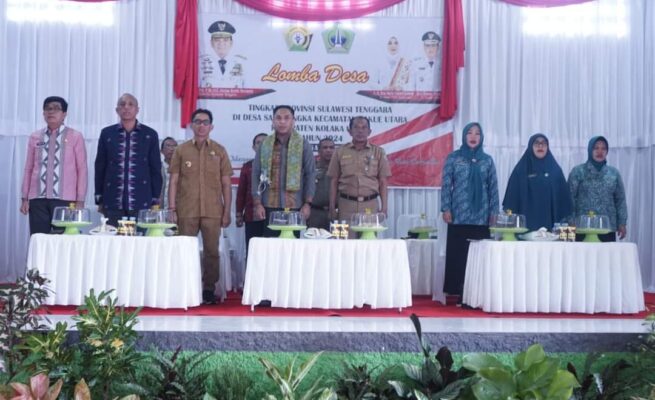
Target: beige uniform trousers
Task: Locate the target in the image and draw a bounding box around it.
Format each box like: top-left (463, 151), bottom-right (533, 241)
top-left (178, 217), bottom-right (221, 292)
top-left (337, 197), bottom-right (380, 239)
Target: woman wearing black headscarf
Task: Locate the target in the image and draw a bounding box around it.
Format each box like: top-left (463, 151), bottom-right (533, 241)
top-left (503, 133), bottom-right (572, 231)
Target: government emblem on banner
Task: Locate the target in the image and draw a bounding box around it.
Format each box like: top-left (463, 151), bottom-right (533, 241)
top-left (322, 24), bottom-right (355, 54)
top-left (285, 26), bottom-right (313, 52)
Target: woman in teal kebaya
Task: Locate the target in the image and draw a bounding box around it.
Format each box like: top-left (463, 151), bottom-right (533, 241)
top-left (440, 122), bottom-right (499, 298)
top-left (568, 136), bottom-right (627, 242)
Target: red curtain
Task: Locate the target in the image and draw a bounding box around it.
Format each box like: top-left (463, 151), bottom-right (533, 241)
top-left (174, 0), bottom-right (198, 128)
top-left (439, 0), bottom-right (465, 120)
top-left (498, 0), bottom-right (594, 6)
top-left (234, 0), bottom-right (405, 21)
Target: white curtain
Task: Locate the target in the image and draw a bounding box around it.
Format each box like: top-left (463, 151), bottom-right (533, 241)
top-left (0, 0), bottom-right (653, 293)
top-left (456, 0), bottom-right (655, 291)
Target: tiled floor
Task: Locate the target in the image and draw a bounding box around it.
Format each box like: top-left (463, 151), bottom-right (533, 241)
top-left (45, 314), bottom-right (649, 334)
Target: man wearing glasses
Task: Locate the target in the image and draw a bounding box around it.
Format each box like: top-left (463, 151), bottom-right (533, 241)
top-left (20, 96), bottom-right (88, 235)
top-left (94, 93), bottom-right (162, 228)
top-left (168, 108), bottom-right (233, 305)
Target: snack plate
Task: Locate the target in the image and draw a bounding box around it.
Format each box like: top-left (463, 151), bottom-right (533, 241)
top-left (518, 233), bottom-right (559, 241)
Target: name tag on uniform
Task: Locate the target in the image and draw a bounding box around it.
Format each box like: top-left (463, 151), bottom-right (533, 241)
top-left (36, 142), bottom-right (46, 147)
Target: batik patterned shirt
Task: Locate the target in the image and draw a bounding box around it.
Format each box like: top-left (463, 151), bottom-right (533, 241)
top-left (440, 152), bottom-right (499, 225)
top-left (568, 162), bottom-right (627, 230)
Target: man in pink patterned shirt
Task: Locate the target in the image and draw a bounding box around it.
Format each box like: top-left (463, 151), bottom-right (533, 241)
top-left (20, 96), bottom-right (88, 235)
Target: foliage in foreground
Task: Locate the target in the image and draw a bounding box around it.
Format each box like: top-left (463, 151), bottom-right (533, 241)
top-left (1, 271), bottom-right (654, 399)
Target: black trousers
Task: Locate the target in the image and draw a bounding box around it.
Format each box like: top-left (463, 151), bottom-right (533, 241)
top-left (575, 232), bottom-right (617, 242)
top-left (443, 224), bottom-right (490, 296)
top-left (28, 198), bottom-right (70, 235)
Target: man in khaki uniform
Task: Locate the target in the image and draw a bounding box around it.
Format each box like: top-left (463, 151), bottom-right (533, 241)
top-left (169, 108), bottom-right (233, 304)
top-left (307, 138), bottom-right (335, 231)
top-left (328, 116), bottom-right (391, 237)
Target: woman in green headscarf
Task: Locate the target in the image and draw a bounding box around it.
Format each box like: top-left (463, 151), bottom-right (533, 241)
top-left (568, 136), bottom-right (627, 241)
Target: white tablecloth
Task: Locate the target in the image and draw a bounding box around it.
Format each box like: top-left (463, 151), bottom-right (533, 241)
top-left (242, 238), bottom-right (413, 309)
top-left (26, 234), bottom-right (202, 309)
top-left (463, 241), bottom-right (646, 314)
top-left (405, 239), bottom-right (446, 303)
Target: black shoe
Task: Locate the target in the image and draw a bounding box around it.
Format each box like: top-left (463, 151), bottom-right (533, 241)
top-left (202, 290), bottom-right (217, 305)
top-left (257, 300), bottom-right (272, 307)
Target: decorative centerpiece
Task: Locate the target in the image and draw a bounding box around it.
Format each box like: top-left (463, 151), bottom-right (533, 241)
top-left (408, 213), bottom-right (438, 239)
top-left (136, 206), bottom-right (176, 237)
top-left (490, 210), bottom-right (528, 241)
top-left (350, 209), bottom-right (387, 240)
top-left (51, 203), bottom-right (92, 235)
top-left (268, 208), bottom-right (306, 239)
top-left (575, 211), bottom-right (611, 242)
top-left (89, 216), bottom-right (118, 236)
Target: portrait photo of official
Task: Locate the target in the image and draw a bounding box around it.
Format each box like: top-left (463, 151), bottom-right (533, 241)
top-left (199, 20), bottom-right (247, 89)
top-left (410, 31), bottom-right (441, 92)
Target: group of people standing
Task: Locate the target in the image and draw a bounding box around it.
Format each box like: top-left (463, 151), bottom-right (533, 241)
top-left (440, 123), bottom-right (628, 300)
top-left (19, 96), bottom-right (628, 305)
top-left (20, 99), bottom-right (391, 305)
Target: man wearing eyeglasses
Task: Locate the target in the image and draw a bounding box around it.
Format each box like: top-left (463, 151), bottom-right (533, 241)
top-left (168, 108), bottom-right (233, 305)
top-left (94, 93), bottom-right (162, 228)
top-left (20, 96), bottom-right (88, 235)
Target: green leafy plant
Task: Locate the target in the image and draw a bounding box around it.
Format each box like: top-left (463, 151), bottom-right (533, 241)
top-left (71, 289), bottom-right (143, 399)
top-left (332, 363), bottom-right (399, 400)
top-left (0, 269), bottom-right (51, 381)
top-left (16, 322), bottom-right (75, 382)
top-left (389, 314), bottom-right (472, 399)
top-left (122, 346), bottom-right (211, 399)
top-left (260, 352), bottom-right (337, 400)
top-left (0, 372), bottom-right (62, 400)
top-left (205, 365), bottom-right (254, 400)
top-left (567, 352), bottom-right (632, 399)
top-left (462, 343), bottom-right (580, 400)
top-left (18, 289), bottom-right (143, 399)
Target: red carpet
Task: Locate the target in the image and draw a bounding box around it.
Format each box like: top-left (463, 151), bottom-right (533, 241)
top-left (40, 292), bottom-right (655, 320)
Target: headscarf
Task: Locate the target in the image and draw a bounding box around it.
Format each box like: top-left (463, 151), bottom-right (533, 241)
top-left (502, 133), bottom-right (572, 231)
top-left (587, 136), bottom-right (608, 171)
top-left (454, 122), bottom-right (490, 210)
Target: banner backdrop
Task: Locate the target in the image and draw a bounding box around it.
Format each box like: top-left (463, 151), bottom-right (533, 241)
top-left (197, 12), bottom-right (453, 187)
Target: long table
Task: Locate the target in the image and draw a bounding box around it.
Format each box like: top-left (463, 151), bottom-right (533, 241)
top-left (26, 234), bottom-right (202, 309)
top-left (242, 238), bottom-right (413, 310)
top-left (462, 240), bottom-right (645, 314)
